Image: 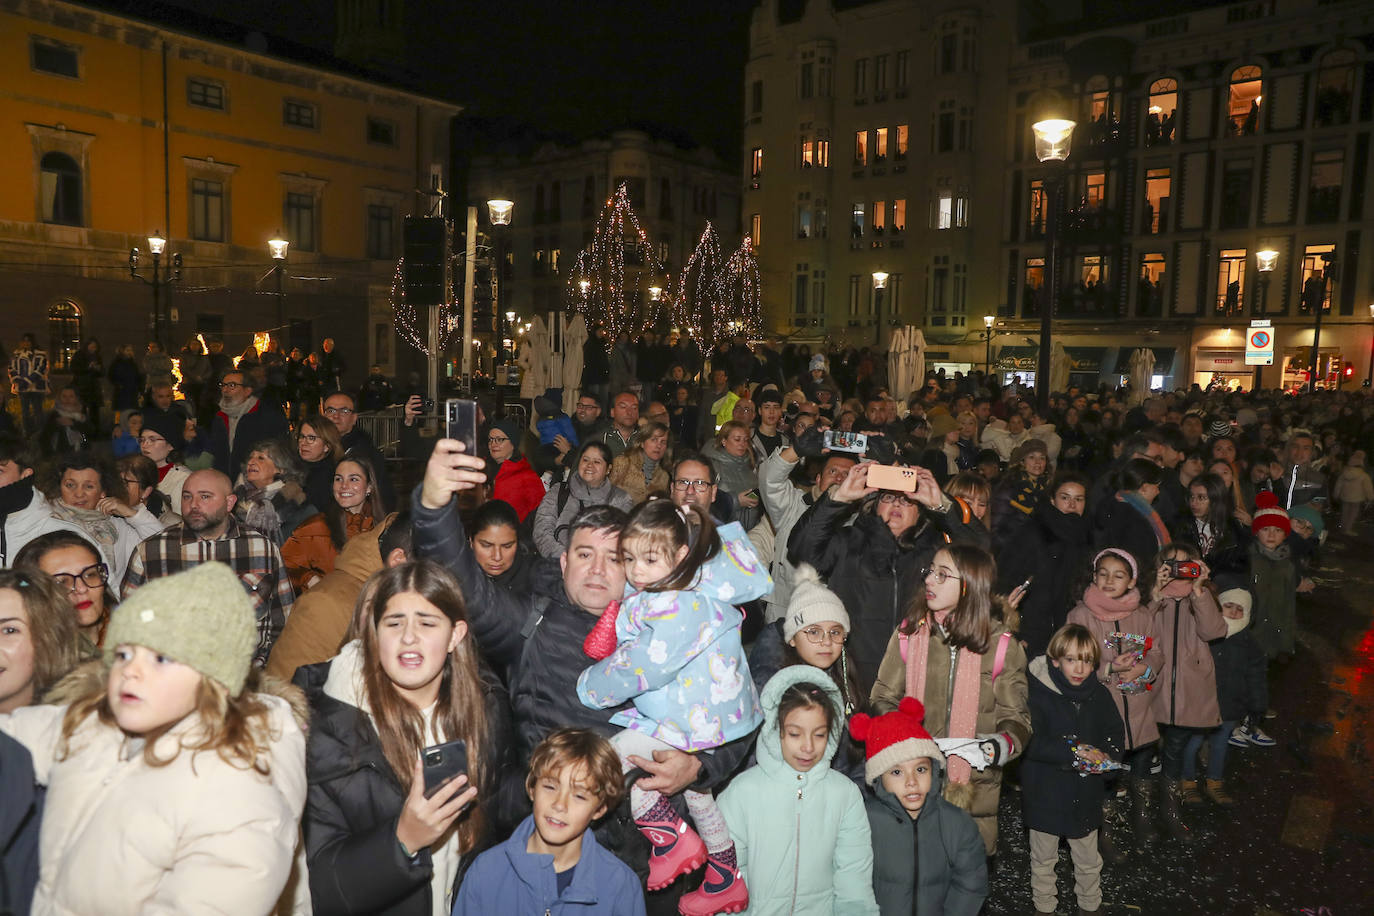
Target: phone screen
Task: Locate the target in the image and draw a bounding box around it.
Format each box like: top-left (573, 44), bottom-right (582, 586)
top-left (445, 399), bottom-right (478, 457)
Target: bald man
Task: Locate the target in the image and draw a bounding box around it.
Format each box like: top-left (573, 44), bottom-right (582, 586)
top-left (122, 468), bottom-right (294, 665)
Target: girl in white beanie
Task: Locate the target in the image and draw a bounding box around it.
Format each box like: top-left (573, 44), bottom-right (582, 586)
top-left (0, 561), bottom-right (308, 915)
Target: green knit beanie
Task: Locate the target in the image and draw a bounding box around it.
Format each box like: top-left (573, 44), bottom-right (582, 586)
top-left (104, 562), bottom-right (258, 695)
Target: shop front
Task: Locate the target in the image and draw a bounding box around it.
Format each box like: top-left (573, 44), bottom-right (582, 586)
top-left (1193, 348), bottom-right (1251, 390)
top-left (994, 345), bottom-right (1038, 387)
top-left (1109, 346), bottom-right (1177, 390)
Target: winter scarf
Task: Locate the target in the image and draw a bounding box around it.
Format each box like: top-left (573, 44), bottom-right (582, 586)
top-left (1158, 578), bottom-right (1194, 600)
top-left (1253, 540), bottom-right (1291, 563)
top-left (1047, 657), bottom-right (1099, 701)
top-left (235, 480), bottom-right (286, 544)
top-left (48, 501), bottom-right (118, 548)
top-left (0, 477), bottom-right (33, 519)
top-left (641, 454), bottom-right (659, 486)
top-left (905, 612), bottom-right (983, 787)
top-left (1117, 490), bottom-right (1169, 548)
top-left (218, 396), bottom-right (258, 447)
top-left (54, 406), bottom-right (87, 423)
top-left (1081, 584), bottom-right (1141, 622)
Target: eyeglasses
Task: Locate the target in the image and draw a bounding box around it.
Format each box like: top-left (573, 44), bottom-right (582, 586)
top-left (672, 478), bottom-right (712, 491)
top-left (52, 563), bottom-right (109, 592)
top-left (488, 435), bottom-right (510, 444)
top-left (921, 567), bottom-right (962, 585)
top-left (120, 476), bottom-right (140, 487)
top-left (323, 407), bottom-right (355, 416)
top-left (576, 403), bottom-right (599, 411)
top-left (298, 434), bottom-right (321, 444)
top-left (798, 625), bottom-right (846, 645)
top-left (877, 492), bottom-right (919, 507)
top-left (137, 435), bottom-right (165, 445)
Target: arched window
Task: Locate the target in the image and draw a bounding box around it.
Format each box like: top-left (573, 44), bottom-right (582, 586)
top-left (48, 300), bottom-right (81, 370)
top-left (1315, 49), bottom-right (1356, 127)
top-left (1145, 78), bottom-right (1178, 146)
top-left (1228, 66), bottom-right (1263, 136)
top-left (39, 151), bottom-right (82, 225)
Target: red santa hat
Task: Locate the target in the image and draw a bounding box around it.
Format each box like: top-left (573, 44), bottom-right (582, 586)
top-left (849, 697), bottom-right (945, 785)
top-left (1251, 491), bottom-right (1290, 536)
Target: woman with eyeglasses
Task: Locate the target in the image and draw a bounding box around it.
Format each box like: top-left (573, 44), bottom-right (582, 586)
top-left (138, 410), bottom-right (193, 512)
top-left (296, 413), bottom-right (345, 516)
top-left (114, 454), bottom-right (177, 527)
top-left (282, 452), bottom-right (386, 592)
top-left (869, 544), bottom-right (1031, 857)
top-left (13, 531), bottom-right (114, 655)
top-left (45, 453), bottom-right (162, 590)
top-left (484, 417), bottom-right (544, 523)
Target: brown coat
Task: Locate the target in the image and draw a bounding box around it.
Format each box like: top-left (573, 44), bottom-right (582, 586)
top-left (280, 511), bottom-right (375, 593)
top-left (1066, 601), bottom-right (1163, 749)
top-left (608, 451), bottom-right (670, 504)
top-left (1150, 587), bottom-right (1228, 728)
top-left (265, 513), bottom-right (391, 682)
top-left (870, 614), bottom-right (1031, 855)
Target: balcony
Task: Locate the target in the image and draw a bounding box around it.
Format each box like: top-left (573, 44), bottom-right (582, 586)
top-left (1062, 204), bottom-right (1122, 241)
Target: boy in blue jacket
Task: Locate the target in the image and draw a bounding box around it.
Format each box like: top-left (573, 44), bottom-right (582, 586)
top-left (452, 728), bottom-right (645, 916)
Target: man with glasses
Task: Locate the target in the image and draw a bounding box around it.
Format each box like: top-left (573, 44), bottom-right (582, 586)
top-left (323, 391), bottom-right (395, 512)
top-left (554, 393), bottom-right (608, 473)
top-left (208, 369), bottom-right (289, 482)
top-left (668, 453), bottom-right (721, 519)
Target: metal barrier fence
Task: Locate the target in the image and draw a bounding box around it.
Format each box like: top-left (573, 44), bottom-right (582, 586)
top-left (355, 401), bottom-right (529, 457)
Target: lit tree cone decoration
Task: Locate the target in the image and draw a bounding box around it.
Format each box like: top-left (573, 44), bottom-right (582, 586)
top-left (671, 225), bottom-right (762, 352)
top-left (390, 258), bottom-right (460, 357)
top-left (565, 183), bottom-right (668, 348)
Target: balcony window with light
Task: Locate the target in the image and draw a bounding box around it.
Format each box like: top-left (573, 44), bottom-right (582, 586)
top-left (895, 124), bottom-right (909, 160)
top-left (1139, 252), bottom-right (1167, 315)
top-left (1145, 78), bottom-right (1177, 146)
top-left (854, 130), bottom-right (868, 165)
top-left (875, 127), bottom-right (888, 161)
top-left (1227, 66), bottom-right (1262, 136)
top-left (1023, 258), bottom-right (1045, 316)
top-left (1143, 168), bottom-right (1170, 234)
top-left (750, 214), bottom-right (761, 246)
top-left (1300, 244), bottom-right (1336, 313)
top-left (1028, 179), bottom-right (1045, 238)
top-left (1084, 172), bottom-right (1106, 209)
top-left (750, 147), bottom-right (763, 179)
top-left (1216, 249), bottom-right (1247, 314)
top-left (872, 201), bottom-right (886, 235)
top-left (892, 199), bottom-right (906, 233)
top-left (800, 138), bottom-right (814, 168)
top-left (816, 138), bottom-right (830, 167)
top-left (935, 192), bottom-right (953, 230)
top-left (851, 203), bottom-right (865, 237)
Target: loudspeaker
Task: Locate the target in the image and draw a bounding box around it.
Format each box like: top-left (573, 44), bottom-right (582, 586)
top-left (403, 217), bottom-right (446, 305)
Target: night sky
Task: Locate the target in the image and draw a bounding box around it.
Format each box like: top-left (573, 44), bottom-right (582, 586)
top-left (168, 0), bottom-right (756, 163)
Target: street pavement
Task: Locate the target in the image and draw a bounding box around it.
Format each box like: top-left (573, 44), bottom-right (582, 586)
top-left (987, 523), bottom-right (1374, 915)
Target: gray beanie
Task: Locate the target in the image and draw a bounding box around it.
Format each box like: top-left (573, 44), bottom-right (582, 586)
top-left (784, 564), bottom-right (851, 643)
top-left (105, 562), bottom-right (258, 695)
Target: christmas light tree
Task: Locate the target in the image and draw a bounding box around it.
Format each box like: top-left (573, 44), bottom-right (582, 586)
top-left (565, 183), bottom-right (667, 347)
top-left (671, 225), bottom-right (762, 351)
top-left (390, 258), bottom-right (460, 357)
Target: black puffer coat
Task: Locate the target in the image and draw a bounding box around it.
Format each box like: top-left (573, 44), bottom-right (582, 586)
top-left (787, 492), bottom-right (944, 694)
top-left (295, 650), bottom-right (519, 916)
top-left (1092, 493), bottom-right (1167, 582)
top-left (999, 499), bottom-right (1094, 658)
top-left (1021, 656), bottom-right (1124, 839)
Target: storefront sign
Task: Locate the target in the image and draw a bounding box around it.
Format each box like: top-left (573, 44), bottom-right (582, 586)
top-left (1246, 319), bottom-right (1274, 366)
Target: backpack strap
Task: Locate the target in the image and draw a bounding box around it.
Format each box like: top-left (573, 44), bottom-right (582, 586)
top-left (556, 482), bottom-right (572, 516)
top-left (519, 595), bottom-right (552, 640)
top-left (991, 631), bottom-right (1012, 682)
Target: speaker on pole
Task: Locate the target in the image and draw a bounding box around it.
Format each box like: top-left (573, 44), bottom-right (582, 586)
top-left (403, 217), bottom-right (447, 305)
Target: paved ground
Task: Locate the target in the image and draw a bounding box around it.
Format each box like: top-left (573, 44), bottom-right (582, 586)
top-left (986, 523), bottom-right (1374, 916)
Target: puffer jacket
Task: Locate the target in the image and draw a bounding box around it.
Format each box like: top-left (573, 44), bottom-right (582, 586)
top-left (281, 510), bottom-right (376, 593)
top-left (1249, 540), bottom-right (1297, 659)
top-left (869, 612), bottom-right (1031, 854)
top-left (864, 754), bottom-right (986, 916)
top-left (716, 666), bottom-right (879, 915)
top-left (787, 493), bottom-right (945, 693)
top-left (1066, 599), bottom-right (1163, 750)
top-left (0, 483), bottom-right (91, 569)
top-left (492, 457), bottom-right (546, 522)
top-left (1, 665), bottom-right (308, 916)
top-left (1151, 586), bottom-right (1228, 727)
top-left (1021, 656), bottom-right (1124, 839)
top-left (296, 641), bottom-right (519, 916)
top-left (1333, 465), bottom-right (1374, 504)
top-left (532, 473), bottom-right (633, 558)
top-left (1210, 600), bottom-right (1268, 724)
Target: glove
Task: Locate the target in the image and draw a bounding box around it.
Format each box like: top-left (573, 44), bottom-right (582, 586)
top-left (794, 425), bottom-right (825, 459)
top-left (582, 600), bottom-right (620, 660)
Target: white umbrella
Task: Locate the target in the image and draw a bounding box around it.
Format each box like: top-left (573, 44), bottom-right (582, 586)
top-left (909, 327), bottom-right (926, 398)
top-left (560, 313), bottom-right (588, 414)
top-left (1127, 347), bottom-right (1155, 405)
top-left (1048, 341), bottom-right (1071, 394)
top-left (887, 326), bottom-right (909, 397)
top-left (518, 315), bottom-right (552, 399)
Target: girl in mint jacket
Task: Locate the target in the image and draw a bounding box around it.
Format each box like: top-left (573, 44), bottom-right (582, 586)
top-left (717, 665), bottom-right (879, 915)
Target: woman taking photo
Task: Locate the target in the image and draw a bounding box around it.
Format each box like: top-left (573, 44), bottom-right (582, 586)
top-left (533, 441), bottom-right (632, 558)
top-left (283, 453), bottom-right (385, 592)
top-left (297, 413), bottom-right (346, 515)
top-left (234, 439), bottom-right (316, 547)
top-left (138, 411), bottom-right (193, 512)
top-left (46, 453), bottom-right (162, 587)
top-left (609, 421), bottom-right (672, 504)
top-left (297, 560), bottom-right (512, 916)
top-left (14, 531), bottom-right (116, 655)
top-left (702, 419), bottom-right (761, 530)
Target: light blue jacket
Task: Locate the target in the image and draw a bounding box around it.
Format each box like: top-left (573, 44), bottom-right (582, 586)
top-left (717, 666), bottom-right (879, 915)
top-left (451, 814), bottom-right (645, 916)
top-left (577, 522), bottom-right (770, 751)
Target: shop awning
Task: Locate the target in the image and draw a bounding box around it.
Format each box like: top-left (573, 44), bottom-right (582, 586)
top-left (994, 345), bottom-right (1038, 370)
top-left (1065, 347), bottom-right (1105, 373)
top-left (1112, 346), bottom-right (1177, 375)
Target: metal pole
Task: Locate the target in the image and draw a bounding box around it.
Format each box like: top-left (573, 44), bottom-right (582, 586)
top-left (461, 206), bottom-right (476, 386)
top-left (874, 286), bottom-right (882, 347)
top-left (1309, 257), bottom-right (1332, 392)
top-left (427, 303), bottom-right (440, 409)
top-left (1037, 165), bottom-right (1061, 411)
top-left (494, 231), bottom-right (505, 366)
top-left (1254, 278), bottom-right (1269, 392)
top-left (160, 42), bottom-right (172, 350)
top-left (276, 263), bottom-right (285, 331)
top-left (152, 255), bottom-right (162, 347)
top-left (1366, 311), bottom-right (1374, 387)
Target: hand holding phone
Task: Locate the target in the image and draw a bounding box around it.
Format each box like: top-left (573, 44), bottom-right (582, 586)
top-left (396, 753), bottom-right (475, 856)
top-left (422, 739), bottom-right (469, 798)
top-left (445, 399), bottom-right (478, 457)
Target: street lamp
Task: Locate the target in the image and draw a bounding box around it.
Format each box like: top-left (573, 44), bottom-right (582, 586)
top-left (1309, 253), bottom-right (1335, 392)
top-left (1250, 248), bottom-right (1278, 390)
top-left (129, 230), bottom-right (182, 348)
top-left (872, 271), bottom-right (889, 345)
top-left (982, 315), bottom-right (995, 378)
top-left (1366, 302), bottom-right (1374, 387)
top-left (1032, 117), bottom-right (1076, 410)
top-left (487, 199), bottom-right (514, 365)
top-left (268, 233), bottom-right (289, 332)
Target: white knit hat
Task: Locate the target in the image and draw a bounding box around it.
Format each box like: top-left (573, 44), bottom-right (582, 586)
top-left (1218, 587), bottom-right (1252, 639)
top-left (784, 564), bottom-right (850, 643)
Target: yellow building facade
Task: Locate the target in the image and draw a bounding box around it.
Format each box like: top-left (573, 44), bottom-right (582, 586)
top-left (0, 0), bottom-right (458, 384)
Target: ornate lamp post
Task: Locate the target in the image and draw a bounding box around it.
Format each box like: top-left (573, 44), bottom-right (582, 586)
top-left (1031, 117), bottom-right (1076, 410)
top-left (268, 234), bottom-right (289, 332)
top-left (872, 271), bottom-right (889, 346)
top-left (487, 198), bottom-right (514, 366)
top-left (129, 231), bottom-right (182, 348)
top-left (982, 315), bottom-right (995, 378)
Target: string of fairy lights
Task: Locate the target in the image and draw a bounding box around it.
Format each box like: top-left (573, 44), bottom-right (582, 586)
top-left (389, 258), bottom-right (461, 358)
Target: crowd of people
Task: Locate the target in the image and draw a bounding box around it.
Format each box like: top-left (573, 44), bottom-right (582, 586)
top-left (1, 326), bottom-right (1370, 916)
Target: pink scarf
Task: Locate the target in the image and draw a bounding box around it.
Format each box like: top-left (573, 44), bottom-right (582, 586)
top-left (1081, 584), bottom-right (1142, 622)
top-left (904, 615), bottom-right (983, 786)
top-left (1158, 578), bottom-right (1194, 600)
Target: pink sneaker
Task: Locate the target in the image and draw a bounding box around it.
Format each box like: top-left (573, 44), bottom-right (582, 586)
top-left (678, 855), bottom-right (749, 915)
top-left (637, 816), bottom-right (706, 890)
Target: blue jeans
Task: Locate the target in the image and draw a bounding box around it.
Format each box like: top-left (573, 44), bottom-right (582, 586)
top-left (1181, 720), bottom-right (1237, 781)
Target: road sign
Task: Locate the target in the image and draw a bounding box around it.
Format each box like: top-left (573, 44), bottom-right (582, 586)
top-left (1246, 321), bottom-right (1274, 366)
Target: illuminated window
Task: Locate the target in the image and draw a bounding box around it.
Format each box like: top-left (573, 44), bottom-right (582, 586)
top-left (1143, 168), bottom-right (1170, 234)
top-left (935, 192), bottom-right (952, 230)
top-left (800, 138), bottom-right (814, 168)
top-left (1080, 254), bottom-right (1105, 288)
top-left (48, 300), bottom-right (81, 371)
top-left (892, 199), bottom-right (906, 232)
top-left (1139, 252), bottom-right (1167, 315)
top-left (1216, 248), bottom-right (1247, 314)
top-left (1228, 66), bottom-right (1262, 136)
top-left (872, 200), bottom-right (886, 234)
top-left (895, 124), bottom-right (909, 160)
top-left (875, 127), bottom-right (888, 160)
top-left (851, 202), bottom-right (865, 237)
top-left (1084, 172), bottom-right (1106, 208)
top-left (1145, 78), bottom-right (1177, 146)
top-left (1028, 179), bottom-right (1045, 237)
top-left (854, 130), bottom-right (868, 165)
top-left (750, 213), bottom-right (761, 246)
top-left (1299, 244), bottom-right (1336, 313)
top-left (815, 138), bottom-right (830, 167)
top-left (750, 147), bottom-right (763, 178)
top-left (1023, 257), bottom-right (1045, 315)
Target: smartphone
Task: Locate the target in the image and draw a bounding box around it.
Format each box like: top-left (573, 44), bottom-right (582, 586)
top-left (823, 429), bottom-right (868, 454)
top-left (1167, 559), bottom-right (1203, 579)
top-left (740, 488), bottom-right (759, 502)
top-left (866, 464), bottom-right (918, 492)
top-left (421, 739), bottom-right (469, 798)
top-left (445, 398), bottom-right (478, 457)
top-left (1019, 575), bottom-right (1034, 591)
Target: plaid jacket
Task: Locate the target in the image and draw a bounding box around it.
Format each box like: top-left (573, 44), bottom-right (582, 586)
top-left (122, 518), bottom-right (295, 666)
